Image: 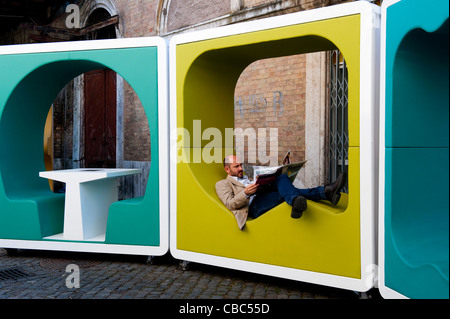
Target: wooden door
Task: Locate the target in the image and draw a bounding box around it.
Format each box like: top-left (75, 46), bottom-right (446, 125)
top-left (84, 69), bottom-right (116, 168)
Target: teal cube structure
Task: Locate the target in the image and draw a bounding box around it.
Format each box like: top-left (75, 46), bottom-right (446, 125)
top-left (379, 0), bottom-right (449, 299)
top-left (0, 38), bottom-right (169, 256)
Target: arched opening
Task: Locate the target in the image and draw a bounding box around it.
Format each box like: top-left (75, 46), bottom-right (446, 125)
top-left (85, 8), bottom-right (117, 40)
top-left (44, 70), bottom-right (150, 199)
top-left (44, 7), bottom-right (151, 199)
top-left (180, 35), bottom-right (349, 211)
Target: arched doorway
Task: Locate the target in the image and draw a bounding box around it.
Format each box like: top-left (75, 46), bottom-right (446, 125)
top-left (84, 8), bottom-right (117, 168)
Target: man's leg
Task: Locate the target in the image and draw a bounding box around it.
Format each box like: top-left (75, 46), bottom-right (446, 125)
top-left (274, 174), bottom-right (327, 219)
top-left (275, 172), bottom-right (347, 205)
top-left (248, 192), bottom-right (285, 219)
top-left (274, 174), bottom-right (325, 205)
top-left (248, 173), bottom-right (345, 219)
top-left (248, 175), bottom-right (324, 219)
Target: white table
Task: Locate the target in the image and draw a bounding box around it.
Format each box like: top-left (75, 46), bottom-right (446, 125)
top-left (39, 168), bottom-right (141, 241)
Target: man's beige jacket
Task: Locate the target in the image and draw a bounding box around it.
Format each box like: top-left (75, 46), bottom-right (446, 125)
top-left (215, 175), bottom-right (250, 230)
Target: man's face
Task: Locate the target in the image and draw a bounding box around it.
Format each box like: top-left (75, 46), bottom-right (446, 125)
top-left (225, 157), bottom-right (244, 178)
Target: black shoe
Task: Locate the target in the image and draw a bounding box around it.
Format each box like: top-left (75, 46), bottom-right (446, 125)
top-left (324, 172), bottom-right (346, 205)
top-left (291, 196), bottom-right (307, 219)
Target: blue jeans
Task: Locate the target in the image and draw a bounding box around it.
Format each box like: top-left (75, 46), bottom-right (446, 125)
top-left (248, 174), bottom-right (326, 219)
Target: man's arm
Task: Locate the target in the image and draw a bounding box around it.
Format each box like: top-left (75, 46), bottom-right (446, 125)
top-left (215, 180), bottom-right (249, 211)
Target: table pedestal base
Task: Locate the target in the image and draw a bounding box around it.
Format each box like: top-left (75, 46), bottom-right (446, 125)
top-left (63, 179), bottom-right (117, 241)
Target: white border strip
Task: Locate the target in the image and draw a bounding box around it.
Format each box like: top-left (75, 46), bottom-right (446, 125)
top-left (0, 238), bottom-right (166, 256)
top-left (0, 37), bottom-right (163, 56)
top-left (377, 0), bottom-right (408, 299)
top-left (358, 0), bottom-right (381, 293)
top-left (156, 37), bottom-right (170, 257)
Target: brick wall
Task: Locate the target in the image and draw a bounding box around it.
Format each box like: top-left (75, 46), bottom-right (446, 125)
top-left (166, 0), bottom-right (230, 32)
top-left (116, 0), bottom-right (158, 37)
top-left (122, 81), bottom-right (151, 161)
top-left (234, 54), bottom-right (307, 165)
top-left (115, 0), bottom-right (157, 162)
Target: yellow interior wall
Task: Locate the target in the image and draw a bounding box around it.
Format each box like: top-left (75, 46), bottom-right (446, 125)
top-left (43, 107), bottom-right (53, 191)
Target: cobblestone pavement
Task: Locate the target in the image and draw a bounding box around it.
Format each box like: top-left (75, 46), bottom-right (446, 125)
top-left (0, 248), bottom-right (380, 301)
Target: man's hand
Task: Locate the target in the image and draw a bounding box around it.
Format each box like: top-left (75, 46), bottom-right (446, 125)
top-left (244, 183), bottom-right (258, 196)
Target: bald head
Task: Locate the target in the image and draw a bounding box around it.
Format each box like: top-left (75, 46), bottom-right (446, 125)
top-left (223, 155), bottom-right (244, 178)
top-left (223, 155), bottom-right (238, 167)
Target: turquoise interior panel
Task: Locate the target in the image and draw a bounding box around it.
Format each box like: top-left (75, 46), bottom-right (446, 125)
top-left (387, 20), bottom-right (449, 148)
top-left (385, 148), bottom-right (449, 299)
top-left (384, 0), bottom-right (449, 298)
top-left (0, 46), bottom-right (160, 246)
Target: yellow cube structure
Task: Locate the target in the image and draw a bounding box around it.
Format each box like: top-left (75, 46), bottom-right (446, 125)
top-left (170, 2), bottom-right (380, 292)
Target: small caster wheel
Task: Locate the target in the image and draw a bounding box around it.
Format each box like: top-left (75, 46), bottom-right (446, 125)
top-left (5, 248), bottom-right (20, 256)
top-left (179, 260), bottom-right (190, 271)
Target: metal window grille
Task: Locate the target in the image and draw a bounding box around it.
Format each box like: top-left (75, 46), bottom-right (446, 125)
top-left (329, 50), bottom-right (348, 193)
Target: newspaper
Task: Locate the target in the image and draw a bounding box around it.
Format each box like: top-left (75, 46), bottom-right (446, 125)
top-left (242, 150), bottom-right (306, 192)
top-left (252, 161), bottom-right (306, 186)
top-left (282, 149), bottom-right (291, 165)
